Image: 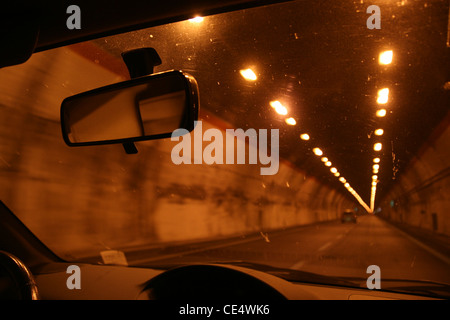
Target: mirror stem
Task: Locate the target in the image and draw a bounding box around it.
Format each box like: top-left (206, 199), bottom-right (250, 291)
top-left (122, 142), bottom-right (138, 154)
top-left (121, 47), bottom-right (162, 78)
top-left (120, 48), bottom-right (163, 154)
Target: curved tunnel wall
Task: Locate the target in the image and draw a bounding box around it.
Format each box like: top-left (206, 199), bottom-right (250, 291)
top-left (0, 105), bottom-right (355, 258)
top-left (379, 112), bottom-right (450, 236)
top-left (0, 48), bottom-right (356, 259)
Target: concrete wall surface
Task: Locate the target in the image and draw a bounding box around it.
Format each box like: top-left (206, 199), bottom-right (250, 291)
top-left (0, 49), bottom-right (355, 259)
top-left (379, 113), bottom-right (450, 237)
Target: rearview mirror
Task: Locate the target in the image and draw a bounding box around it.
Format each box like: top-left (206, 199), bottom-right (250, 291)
top-left (61, 70), bottom-right (199, 147)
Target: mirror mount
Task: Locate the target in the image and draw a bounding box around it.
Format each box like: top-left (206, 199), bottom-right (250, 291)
top-left (121, 47), bottom-right (162, 78)
top-left (119, 48), bottom-right (163, 154)
top-left (122, 142), bottom-right (138, 154)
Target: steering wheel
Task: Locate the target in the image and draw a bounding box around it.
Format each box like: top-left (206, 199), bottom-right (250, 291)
top-left (141, 264), bottom-right (287, 300)
top-left (0, 250), bottom-right (39, 300)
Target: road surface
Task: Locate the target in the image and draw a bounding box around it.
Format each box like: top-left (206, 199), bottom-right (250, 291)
top-left (134, 214), bottom-right (450, 285)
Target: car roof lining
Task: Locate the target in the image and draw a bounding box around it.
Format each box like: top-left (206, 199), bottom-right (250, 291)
top-left (1, 0), bottom-right (291, 68)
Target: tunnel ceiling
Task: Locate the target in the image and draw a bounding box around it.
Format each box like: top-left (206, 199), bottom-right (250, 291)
top-left (87, 0), bottom-right (450, 207)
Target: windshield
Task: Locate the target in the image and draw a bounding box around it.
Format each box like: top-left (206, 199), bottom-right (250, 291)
top-left (1, 0), bottom-right (449, 297)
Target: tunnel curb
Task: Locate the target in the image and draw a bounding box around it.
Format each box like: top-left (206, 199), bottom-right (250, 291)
top-left (380, 216), bottom-right (450, 263)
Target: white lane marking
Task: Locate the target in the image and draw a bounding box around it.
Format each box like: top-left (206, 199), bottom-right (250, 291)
top-left (410, 255), bottom-right (416, 268)
top-left (318, 241), bottom-right (332, 252)
top-left (290, 260), bottom-right (306, 270)
top-left (290, 231), bottom-right (348, 269)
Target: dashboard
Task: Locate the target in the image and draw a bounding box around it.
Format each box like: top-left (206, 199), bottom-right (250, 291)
top-left (34, 262), bottom-right (436, 300)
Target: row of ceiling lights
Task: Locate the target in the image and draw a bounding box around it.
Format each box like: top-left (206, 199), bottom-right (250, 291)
top-left (240, 50), bottom-right (392, 212)
top-left (238, 66), bottom-right (374, 212)
top-left (370, 50), bottom-right (393, 211)
top-left (230, 14), bottom-right (393, 213)
top-left (312, 147), bottom-right (372, 213)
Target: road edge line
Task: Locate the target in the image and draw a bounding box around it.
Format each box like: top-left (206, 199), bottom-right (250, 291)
top-left (386, 220), bottom-right (450, 266)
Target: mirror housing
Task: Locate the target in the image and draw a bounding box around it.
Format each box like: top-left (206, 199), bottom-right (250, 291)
top-left (61, 70), bottom-right (199, 147)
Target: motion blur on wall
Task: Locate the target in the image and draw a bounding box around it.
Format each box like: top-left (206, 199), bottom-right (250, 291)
top-left (0, 46), bottom-right (355, 260)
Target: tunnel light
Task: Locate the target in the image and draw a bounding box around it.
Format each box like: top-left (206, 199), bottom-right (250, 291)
top-left (374, 129), bottom-right (384, 136)
top-left (373, 168), bottom-right (379, 174)
top-left (189, 16), bottom-right (204, 23)
top-left (370, 181), bottom-right (378, 211)
top-left (321, 157), bottom-right (328, 162)
top-left (376, 109), bottom-right (387, 117)
top-left (285, 117), bottom-right (296, 125)
top-left (270, 100), bottom-right (281, 108)
top-left (377, 88), bottom-right (389, 104)
top-left (240, 68), bottom-right (257, 81)
top-left (372, 175), bottom-right (378, 180)
top-left (339, 177), bottom-right (346, 183)
top-left (334, 172), bottom-right (340, 177)
top-left (325, 161), bottom-right (332, 167)
top-left (373, 157), bottom-right (380, 163)
top-left (379, 50), bottom-right (393, 65)
top-left (275, 105), bottom-right (288, 115)
top-left (270, 100), bottom-right (288, 115)
top-left (373, 164), bottom-right (380, 170)
top-left (300, 133), bottom-right (310, 140)
top-left (344, 185), bottom-right (372, 214)
top-left (374, 143), bottom-right (382, 151)
top-left (313, 148), bottom-right (323, 156)
top-left (330, 167), bottom-right (337, 173)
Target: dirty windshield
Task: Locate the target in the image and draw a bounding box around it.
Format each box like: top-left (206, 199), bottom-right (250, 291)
top-left (1, 0), bottom-right (449, 295)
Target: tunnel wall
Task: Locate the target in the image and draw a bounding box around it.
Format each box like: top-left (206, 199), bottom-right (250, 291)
top-left (0, 106), bottom-right (356, 258)
top-left (0, 48), bottom-right (355, 259)
top-left (379, 113), bottom-right (450, 236)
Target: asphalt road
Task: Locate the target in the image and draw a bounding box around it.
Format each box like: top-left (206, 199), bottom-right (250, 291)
top-left (136, 214), bottom-right (450, 285)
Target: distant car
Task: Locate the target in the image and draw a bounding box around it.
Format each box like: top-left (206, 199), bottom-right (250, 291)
top-left (341, 211), bottom-right (357, 223)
